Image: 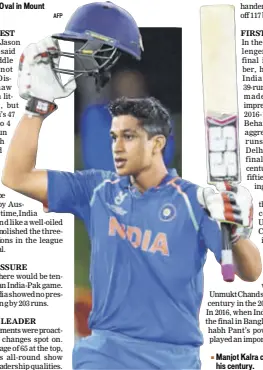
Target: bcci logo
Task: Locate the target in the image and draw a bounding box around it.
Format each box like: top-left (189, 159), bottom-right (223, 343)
top-left (159, 204), bottom-right (176, 222)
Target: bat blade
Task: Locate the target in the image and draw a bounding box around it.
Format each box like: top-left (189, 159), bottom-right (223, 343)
top-left (201, 5), bottom-right (240, 185)
top-left (200, 5), bottom-right (240, 282)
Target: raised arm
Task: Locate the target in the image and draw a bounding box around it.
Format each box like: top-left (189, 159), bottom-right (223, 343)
top-left (1, 37), bottom-right (76, 204)
top-left (2, 114), bottom-right (47, 202)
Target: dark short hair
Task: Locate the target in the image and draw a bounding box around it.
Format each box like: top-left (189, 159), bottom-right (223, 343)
top-left (109, 97), bottom-right (172, 139)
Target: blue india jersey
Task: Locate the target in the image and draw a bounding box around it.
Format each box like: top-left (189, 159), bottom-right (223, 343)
top-left (47, 168), bottom-right (221, 346)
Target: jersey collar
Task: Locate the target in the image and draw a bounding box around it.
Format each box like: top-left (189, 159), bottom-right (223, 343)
top-left (158, 169), bottom-right (178, 187)
top-left (118, 168), bottom-right (178, 191)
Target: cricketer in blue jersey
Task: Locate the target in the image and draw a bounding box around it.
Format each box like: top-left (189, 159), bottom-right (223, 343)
top-left (3, 37), bottom-right (261, 370)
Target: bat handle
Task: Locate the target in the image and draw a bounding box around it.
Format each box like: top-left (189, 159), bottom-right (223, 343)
top-left (221, 223), bottom-right (235, 282)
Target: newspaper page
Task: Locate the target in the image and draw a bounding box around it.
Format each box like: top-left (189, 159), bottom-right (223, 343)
top-left (0, 1), bottom-right (262, 370)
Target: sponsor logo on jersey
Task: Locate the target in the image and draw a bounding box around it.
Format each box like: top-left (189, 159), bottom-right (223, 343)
top-left (108, 216), bottom-right (169, 256)
top-left (159, 204), bottom-right (176, 222)
top-left (106, 203), bottom-right (127, 216)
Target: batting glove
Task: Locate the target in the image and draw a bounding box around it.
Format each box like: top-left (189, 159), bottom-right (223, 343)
top-left (197, 183), bottom-right (253, 244)
top-left (18, 36), bottom-right (76, 118)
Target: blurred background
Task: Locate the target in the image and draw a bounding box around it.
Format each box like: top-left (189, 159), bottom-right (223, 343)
top-left (74, 27), bottom-right (182, 338)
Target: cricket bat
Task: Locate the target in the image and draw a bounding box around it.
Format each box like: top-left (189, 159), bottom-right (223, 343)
top-left (200, 5), bottom-right (240, 282)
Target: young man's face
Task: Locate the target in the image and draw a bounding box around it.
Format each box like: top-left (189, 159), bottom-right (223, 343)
top-left (110, 115), bottom-right (156, 176)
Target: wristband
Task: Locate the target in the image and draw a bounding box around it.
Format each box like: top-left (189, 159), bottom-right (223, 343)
top-left (25, 97), bottom-right (57, 118)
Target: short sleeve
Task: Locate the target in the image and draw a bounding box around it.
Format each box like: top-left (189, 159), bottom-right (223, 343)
top-left (199, 213), bottom-right (222, 263)
top-left (47, 169), bottom-right (113, 219)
